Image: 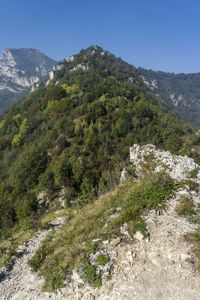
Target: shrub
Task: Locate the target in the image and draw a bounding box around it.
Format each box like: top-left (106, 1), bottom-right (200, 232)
top-left (85, 265), bottom-right (101, 287)
top-left (132, 219), bottom-right (147, 236)
top-left (96, 254), bottom-right (109, 265)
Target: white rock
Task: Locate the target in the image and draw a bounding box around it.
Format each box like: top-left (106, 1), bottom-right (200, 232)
top-left (134, 231), bottom-right (144, 241)
top-left (126, 251), bottom-right (134, 263)
top-left (130, 144), bottom-right (199, 181)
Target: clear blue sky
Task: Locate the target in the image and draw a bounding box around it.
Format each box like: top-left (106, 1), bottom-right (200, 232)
top-left (0, 0), bottom-right (199, 73)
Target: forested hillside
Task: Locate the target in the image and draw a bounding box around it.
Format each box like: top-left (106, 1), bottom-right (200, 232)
top-left (0, 45), bottom-right (199, 242)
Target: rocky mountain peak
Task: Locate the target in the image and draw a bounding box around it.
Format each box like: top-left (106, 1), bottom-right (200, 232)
top-left (0, 48), bottom-right (56, 114)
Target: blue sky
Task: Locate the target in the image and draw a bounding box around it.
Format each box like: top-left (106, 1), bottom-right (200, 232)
top-left (0, 0), bottom-right (199, 73)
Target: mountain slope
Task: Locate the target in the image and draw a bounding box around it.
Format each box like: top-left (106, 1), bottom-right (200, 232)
top-left (0, 48), bottom-right (56, 114)
top-left (0, 144), bottom-right (200, 299)
top-left (138, 68), bottom-right (200, 128)
top-left (0, 46), bottom-right (200, 292)
top-left (0, 45), bottom-right (199, 233)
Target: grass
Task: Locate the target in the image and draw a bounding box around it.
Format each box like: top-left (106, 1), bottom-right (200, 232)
top-left (40, 207), bottom-right (68, 227)
top-left (0, 228), bottom-right (35, 267)
top-left (177, 194), bottom-right (200, 274)
top-left (190, 227), bottom-right (200, 270)
top-left (176, 196), bottom-right (195, 216)
top-left (28, 172), bottom-right (174, 291)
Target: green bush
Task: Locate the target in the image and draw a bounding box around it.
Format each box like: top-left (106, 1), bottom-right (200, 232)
top-left (96, 254), bottom-right (109, 265)
top-left (85, 265), bottom-right (101, 287)
top-left (15, 193), bottom-right (37, 229)
top-left (132, 219), bottom-right (147, 236)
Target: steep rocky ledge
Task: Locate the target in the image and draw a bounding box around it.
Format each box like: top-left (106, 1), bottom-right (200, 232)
top-left (0, 145), bottom-right (200, 300)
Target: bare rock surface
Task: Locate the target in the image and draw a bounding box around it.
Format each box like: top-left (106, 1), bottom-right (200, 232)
top-left (130, 144), bottom-right (200, 180)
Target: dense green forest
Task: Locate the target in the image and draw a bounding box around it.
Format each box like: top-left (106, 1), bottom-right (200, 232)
top-left (0, 46), bottom-right (199, 240)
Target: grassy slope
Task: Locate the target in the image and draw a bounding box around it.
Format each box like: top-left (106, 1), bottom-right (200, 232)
top-left (29, 172), bottom-right (174, 291)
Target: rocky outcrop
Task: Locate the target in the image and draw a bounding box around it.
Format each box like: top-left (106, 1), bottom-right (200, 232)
top-left (70, 63), bottom-right (89, 72)
top-left (130, 144), bottom-right (200, 180)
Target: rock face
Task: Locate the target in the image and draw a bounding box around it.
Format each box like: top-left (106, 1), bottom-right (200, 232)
top-left (0, 48), bottom-right (56, 114)
top-left (130, 144), bottom-right (200, 180)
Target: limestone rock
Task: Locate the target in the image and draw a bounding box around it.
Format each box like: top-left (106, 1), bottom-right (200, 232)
top-left (130, 144), bottom-right (199, 181)
top-left (134, 231), bottom-right (144, 241)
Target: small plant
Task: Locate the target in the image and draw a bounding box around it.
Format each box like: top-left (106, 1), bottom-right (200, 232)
top-left (188, 214), bottom-right (200, 224)
top-left (198, 261), bottom-right (200, 272)
top-left (189, 168), bottom-right (199, 178)
top-left (96, 254), bottom-right (109, 265)
top-left (126, 165), bottom-right (137, 178)
top-left (132, 219), bottom-right (147, 237)
top-left (176, 196), bottom-right (195, 216)
top-left (84, 264), bottom-right (101, 287)
top-left (186, 180), bottom-right (199, 192)
top-left (140, 154), bottom-right (157, 174)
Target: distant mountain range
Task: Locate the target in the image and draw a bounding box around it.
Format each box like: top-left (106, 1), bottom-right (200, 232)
top-left (0, 48), bottom-right (56, 114)
top-left (138, 68), bottom-right (200, 128)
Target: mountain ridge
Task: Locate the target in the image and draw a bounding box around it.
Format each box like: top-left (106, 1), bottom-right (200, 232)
top-left (1, 45), bottom-right (200, 128)
top-left (45, 45), bottom-right (200, 128)
top-left (137, 67), bottom-right (200, 128)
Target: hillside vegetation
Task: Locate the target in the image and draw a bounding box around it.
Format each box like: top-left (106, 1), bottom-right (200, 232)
top-left (0, 46), bottom-right (199, 257)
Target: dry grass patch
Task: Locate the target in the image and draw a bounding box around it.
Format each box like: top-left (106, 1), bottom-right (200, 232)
top-left (176, 196), bottom-right (195, 217)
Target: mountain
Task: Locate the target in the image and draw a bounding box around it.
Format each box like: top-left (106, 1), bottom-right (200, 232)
top-left (0, 46), bottom-right (199, 295)
top-left (0, 48), bottom-right (56, 114)
top-left (138, 68), bottom-right (200, 128)
top-left (1, 47), bottom-right (200, 130)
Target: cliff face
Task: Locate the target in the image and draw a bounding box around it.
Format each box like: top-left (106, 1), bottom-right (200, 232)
top-left (0, 48), bottom-right (56, 114)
